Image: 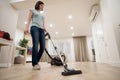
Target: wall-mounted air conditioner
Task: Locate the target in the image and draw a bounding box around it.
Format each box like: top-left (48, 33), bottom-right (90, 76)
top-left (89, 4), bottom-right (100, 22)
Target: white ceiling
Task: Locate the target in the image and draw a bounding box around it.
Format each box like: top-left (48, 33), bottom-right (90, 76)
top-left (10, 0), bottom-right (99, 38)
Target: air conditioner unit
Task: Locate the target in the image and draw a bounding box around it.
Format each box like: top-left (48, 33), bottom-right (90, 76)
top-left (90, 4), bottom-right (100, 22)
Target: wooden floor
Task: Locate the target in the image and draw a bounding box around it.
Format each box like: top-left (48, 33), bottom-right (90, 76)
top-left (0, 62), bottom-right (120, 80)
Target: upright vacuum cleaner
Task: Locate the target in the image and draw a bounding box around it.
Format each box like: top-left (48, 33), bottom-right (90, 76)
top-left (45, 33), bottom-right (82, 76)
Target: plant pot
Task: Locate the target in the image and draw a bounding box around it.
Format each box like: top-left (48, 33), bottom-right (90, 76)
top-left (14, 55), bottom-right (24, 64)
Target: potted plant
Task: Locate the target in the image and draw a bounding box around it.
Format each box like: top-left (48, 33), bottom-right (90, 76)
top-left (19, 38), bottom-right (28, 55)
top-left (14, 38), bottom-right (28, 64)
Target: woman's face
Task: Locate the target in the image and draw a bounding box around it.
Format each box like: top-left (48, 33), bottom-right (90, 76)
top-left (39, 4), bottom-right (44, 11)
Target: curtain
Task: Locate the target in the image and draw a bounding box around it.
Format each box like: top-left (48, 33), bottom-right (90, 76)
top-left (73, 36), bottom-right (88, 61)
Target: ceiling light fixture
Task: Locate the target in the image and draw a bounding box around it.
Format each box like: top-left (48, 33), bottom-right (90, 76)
top-left (72, 33), bottom-right (74, 36)
top-left (68, 15), bottom-right (72, 19)
top-left (10, 0), bottom-right (25, 3)
top-left (70, 26), bottom-right (74, 30)
top-left (24, 21), bottom-right (27, 24)
top-left (55, 32), bottom-right (59, 34)
top-left (49, 24), bottom-right (53, 27)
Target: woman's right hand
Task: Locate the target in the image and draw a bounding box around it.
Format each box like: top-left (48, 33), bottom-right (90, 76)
top-left (24, 27), bottom-right (29, 35)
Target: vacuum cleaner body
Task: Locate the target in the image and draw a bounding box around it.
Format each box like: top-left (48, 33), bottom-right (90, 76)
top-left (51, 54), bottom-right (66, 66)
top-left (45, 48), bottom-right (66, 66)
top-left (51, 56), bottom-right (63, 66)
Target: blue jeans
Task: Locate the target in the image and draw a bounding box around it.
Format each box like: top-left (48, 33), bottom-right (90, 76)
top-left (30, 26), bottom-right (45, 66)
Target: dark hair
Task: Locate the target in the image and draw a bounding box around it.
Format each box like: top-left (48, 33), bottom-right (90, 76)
top-left (35, 1), bottom-right (44, 10)
top-left (3, 32), bottom-right (10, 40)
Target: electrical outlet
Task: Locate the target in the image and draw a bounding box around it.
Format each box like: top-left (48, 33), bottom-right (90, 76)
top-left (117, 24), bottom-right (120, 29)
top-left (119, 24), bottom-right (120, 27)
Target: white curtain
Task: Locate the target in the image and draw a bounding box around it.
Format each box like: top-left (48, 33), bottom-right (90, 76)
top-left (73, 36), bottom-right (88, 61)
top-left (48, 39), bottom-right (73, 62)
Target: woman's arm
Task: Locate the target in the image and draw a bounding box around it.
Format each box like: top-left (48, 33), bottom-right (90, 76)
top-left (24, 10), bottom-right (32, 34)
top-left (43, 18), bottom-right (48, 33)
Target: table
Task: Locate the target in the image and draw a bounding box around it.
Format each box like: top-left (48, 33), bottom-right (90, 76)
top-left (0, 38), bottom-right (13, 67)
top-left (12, 45), bottom-right (27, 65)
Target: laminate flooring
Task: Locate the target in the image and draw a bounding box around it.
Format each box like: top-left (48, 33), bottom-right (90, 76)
top-left (0, 62), bottom-right (120, 80)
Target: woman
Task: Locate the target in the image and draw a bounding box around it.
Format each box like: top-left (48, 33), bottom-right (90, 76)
top-left (24, 1), bottom-right (48, 70)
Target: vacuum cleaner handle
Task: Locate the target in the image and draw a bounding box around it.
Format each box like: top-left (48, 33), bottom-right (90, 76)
top-left (45, 33), bottom-right (51, 39)
top-left (45, 48), bottom-right (53, 60)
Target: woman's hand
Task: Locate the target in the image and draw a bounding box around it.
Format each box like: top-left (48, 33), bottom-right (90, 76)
top-left (24, 27), bottom-right (29, 35)
top-left (44, 29), bottom-right (48, 33)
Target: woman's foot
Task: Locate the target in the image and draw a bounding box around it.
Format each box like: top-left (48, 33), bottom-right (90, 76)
top-left (33, 64), bottom-right (40, 70)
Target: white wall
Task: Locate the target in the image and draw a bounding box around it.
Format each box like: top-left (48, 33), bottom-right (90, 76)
top-left (86, 36), bottom-right (94, 61)
top-left (92, 12), bottom-right (109, 63)
top-left (108, 0), bottom-right (120, 61)
top-left (100, 0), bottom-right (120, 66)
top-left (0, 0), bottom-right (18, 66)
top-left (0, 0), bottom-right (18, 40)
top-left (14, 27), bottom-right (24, 45)
top-left (91, 0), bottom-right (120, 66)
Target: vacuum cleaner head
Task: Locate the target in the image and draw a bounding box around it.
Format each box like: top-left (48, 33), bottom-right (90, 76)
top-left (62, 69), bottom-right (82, 76)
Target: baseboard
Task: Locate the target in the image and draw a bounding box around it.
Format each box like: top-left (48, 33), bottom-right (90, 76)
top-left (0, 63), bottom-right (11, 67)
top-left (109, 61), bottom-right (120, 67)
top-left (26, 61), bottom-right (32, 63)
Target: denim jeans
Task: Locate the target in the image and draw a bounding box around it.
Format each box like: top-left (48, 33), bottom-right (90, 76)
top-left (30, 26), bottom-right (45, 66)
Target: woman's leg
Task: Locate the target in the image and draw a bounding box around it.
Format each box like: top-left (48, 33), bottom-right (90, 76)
top-left (37, 28), bottom-right (45, 62)
top-left (30, 26), bottom-right (39, 66)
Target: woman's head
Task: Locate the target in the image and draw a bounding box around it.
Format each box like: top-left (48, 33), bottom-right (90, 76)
top-left (35, 1), bottom-right (44, 11)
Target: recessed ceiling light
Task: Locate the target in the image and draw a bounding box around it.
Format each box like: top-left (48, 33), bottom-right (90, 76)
top-left (24, 21), bottom-right (27, 24)
top-left (49, 24), bottom-right (53, 27)
top-left (55, 32), bottom-right (59, 34)
top-left (72, 33), bottom-right (74, 36)
top-left (11, 0), bottom-right (25, 2)
top-left (70, 26), bottom-right (74, 30)
top-left (68, 15), bottom-right (72, 19)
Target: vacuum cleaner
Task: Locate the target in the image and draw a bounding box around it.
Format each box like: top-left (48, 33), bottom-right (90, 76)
top-left (45, 33), bottom-right (82, 76)
top-left (45, 34), bottom-right (66, 66)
